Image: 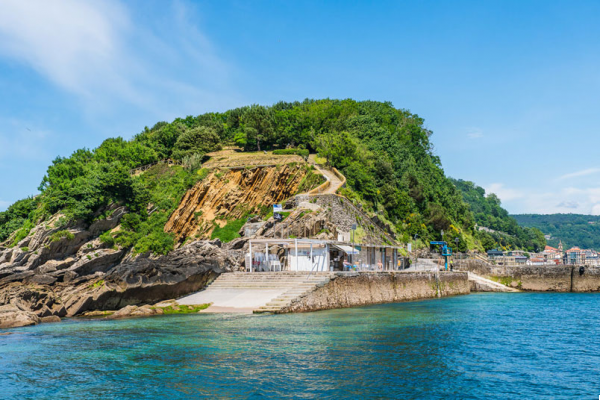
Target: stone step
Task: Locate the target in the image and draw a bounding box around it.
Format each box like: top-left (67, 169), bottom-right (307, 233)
top-left (254, 307), bottom-right (283, 313)
top-left (208, 283), bottom-right (316, 289)
top-left (265, 300), bottom-right (291, 306)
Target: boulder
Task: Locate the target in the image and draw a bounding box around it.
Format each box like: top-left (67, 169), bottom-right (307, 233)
top-left (40, 315), bottom-right (61, 323)
top-left (108, 304), bottom-right (163, 319)
top-left (0, 304), bottom-right (40, 329)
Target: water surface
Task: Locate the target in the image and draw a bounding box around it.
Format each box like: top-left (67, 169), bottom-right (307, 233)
top-left (1, 293), bottom-right (599, 399)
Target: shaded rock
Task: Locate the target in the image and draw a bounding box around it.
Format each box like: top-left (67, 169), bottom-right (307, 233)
top-left (40, 315), bottom-right (61, 323)
top-left (67, 248), bottom-right (126, 276)
top-left (62, 270), bottom-right (79, 283)
top-left (0, 304), bottom-right (40, 329)
top-left (26, 274), bottom-right (57, 285)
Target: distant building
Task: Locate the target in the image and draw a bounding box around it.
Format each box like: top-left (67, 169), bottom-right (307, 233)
top-left (543, 245), bottom-right (563, 264)
top-left (528, 257), bottom-right (547, 266)
top-left (487, 249), bottom-right (504, 259)
top-left (584, 249), bottom-right (600, 266)
top-left (564, 247), bottom-right (586, 265)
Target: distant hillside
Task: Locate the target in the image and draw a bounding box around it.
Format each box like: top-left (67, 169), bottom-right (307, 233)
top-left (451, 179), bottom-right (546, 252)
top-left (512, 214), bottom-right (600, 250)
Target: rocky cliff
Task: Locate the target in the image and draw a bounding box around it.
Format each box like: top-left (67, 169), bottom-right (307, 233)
top-left (165, 163), bottom-right (322, 243)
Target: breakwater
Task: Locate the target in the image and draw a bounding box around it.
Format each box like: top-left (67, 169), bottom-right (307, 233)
top-left (456, 260), bottom-right (600, 292)
top-left (280, 271), bottom-right (470, 313)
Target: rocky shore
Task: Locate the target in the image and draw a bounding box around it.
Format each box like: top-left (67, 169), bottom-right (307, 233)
top-left (0, 209), bottom-right (242, 329)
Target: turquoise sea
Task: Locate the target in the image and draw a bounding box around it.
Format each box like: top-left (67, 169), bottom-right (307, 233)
top-left (1, 293), bottom-right (599, 399)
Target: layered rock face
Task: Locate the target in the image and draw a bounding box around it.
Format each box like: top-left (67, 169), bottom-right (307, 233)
top-left (0, 206), bottom-right (241, 328)
top-left (165, 164), bottom-right (319, 242)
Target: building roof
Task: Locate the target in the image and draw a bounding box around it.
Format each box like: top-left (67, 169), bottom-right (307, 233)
top-left (566, 247), bottom-right (582, 253)
top-left (544, 245), bottom-right (558, 252)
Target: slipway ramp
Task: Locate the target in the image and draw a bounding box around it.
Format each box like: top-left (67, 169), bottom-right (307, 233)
top-left (468, 272), bottom-right (520, 292)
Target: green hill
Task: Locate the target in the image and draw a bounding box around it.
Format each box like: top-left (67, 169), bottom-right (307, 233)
top-left (451, 179), bottom-right (546, 252)
top-left (0, 99), bottom-right (513, 253)
top-left (512, 214), bottom-right (600, 250)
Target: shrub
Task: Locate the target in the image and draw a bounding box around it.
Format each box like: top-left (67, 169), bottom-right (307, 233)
top-left (50, 230), bottom-right (75, 242)
top-left (272, 148), bottom-right (309, 158)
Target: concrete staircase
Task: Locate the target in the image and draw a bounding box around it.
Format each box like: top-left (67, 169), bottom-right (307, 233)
top-left (178, 272), bottom-right (332, 313)
top-left (253, 273), bottom-right (332, 313)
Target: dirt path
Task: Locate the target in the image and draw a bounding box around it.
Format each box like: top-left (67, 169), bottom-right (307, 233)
top-left (308, 154), bottom-right (344, 194)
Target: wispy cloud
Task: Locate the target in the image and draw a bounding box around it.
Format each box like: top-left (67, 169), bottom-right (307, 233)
top-left (466, 128), bottom-right (483, 139)
top-left (0, 0), bottom-right (133, 100)
top-left (557, 168), bottom-right (600, 181)
top-left (0, 0), bottom-right (240, 115)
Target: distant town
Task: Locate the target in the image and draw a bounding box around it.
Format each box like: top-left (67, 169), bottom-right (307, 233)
top-left (486, 241), bottom-right (598, 266)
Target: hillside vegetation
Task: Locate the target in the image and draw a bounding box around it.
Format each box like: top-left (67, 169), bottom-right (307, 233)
top-left (452, 179), bottom-right (546, 252)
top-left (513, 214), bottom-right (600, 250)
top-left (0, 99), bottom-right (519, 254)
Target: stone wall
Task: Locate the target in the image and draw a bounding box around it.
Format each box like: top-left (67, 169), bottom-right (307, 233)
top-left (280, 271), bottom-right (469, 313)
top-left (455, 260), bottom-right (600, 292)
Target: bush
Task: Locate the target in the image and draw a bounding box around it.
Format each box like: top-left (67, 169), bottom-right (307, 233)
top-left (50, 229), bottom-right (75, 242)
top-left (272, 148), bottom-right (309, 158)
top-left (211, 218), bottom-right (247, 242)
top-left (182, 153), bottom-right (205, 172)
top-left (99, 230), bottom-right (115, 247)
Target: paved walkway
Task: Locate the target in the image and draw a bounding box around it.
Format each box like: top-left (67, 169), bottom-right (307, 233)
top-left (308, 155), bottom-right (344, 194)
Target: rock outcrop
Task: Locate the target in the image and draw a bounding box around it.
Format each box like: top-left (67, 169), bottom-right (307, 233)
top-left (165, 164), bottom-right (323, 243)
top-left (0, 205), bottom-right (241, 329)
top-left (0, 304), bottom-right (40, 329)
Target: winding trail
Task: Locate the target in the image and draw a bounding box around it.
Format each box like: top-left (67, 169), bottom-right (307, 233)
top-left (308, 154), bottom-right (345, 194)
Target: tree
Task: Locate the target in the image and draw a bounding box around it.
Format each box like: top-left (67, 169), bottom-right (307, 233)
top-left (240, 105), bottom-right (275, 151)
top-left (172, 126), bottom-right (222, 160)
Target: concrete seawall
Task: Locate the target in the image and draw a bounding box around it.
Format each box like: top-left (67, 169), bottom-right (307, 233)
top-left (456, 260), bottom-right (600, 292)
top-left (279, 271), bottom-right (470, 313)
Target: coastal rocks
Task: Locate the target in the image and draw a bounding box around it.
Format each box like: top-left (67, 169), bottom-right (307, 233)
top-left (0, 304), bottom-right (40, 329)
top-left (40, 315), bottom-right (61, 323)
top-left (0, 235), bottom-right (239, 328)
top-left (108, 304), bottom-right (163, 319)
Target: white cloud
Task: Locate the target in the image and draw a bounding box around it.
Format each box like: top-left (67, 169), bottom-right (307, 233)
top-left (0, 0), bottom-right (133, 99)
top-left (485, 183), bottom-right (523, 202)
top-left (592, 204), bottom-right (600, 216)
top-left (0, 0), bottom-right (239, 114)
top-left (556, 168), bottom-right (600, 181)
top-left (466, 128), bottom-right (483, 139)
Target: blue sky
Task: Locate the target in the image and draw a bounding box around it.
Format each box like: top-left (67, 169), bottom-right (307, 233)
top-left (1, 0), bottom-right (600, 215)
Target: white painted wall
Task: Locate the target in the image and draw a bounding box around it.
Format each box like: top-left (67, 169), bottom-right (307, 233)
top-left (289, 247), bottom-right (328, 271)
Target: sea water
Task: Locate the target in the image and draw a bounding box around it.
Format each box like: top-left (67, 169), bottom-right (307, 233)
top-left (1, 293), bottom-right (599, 399)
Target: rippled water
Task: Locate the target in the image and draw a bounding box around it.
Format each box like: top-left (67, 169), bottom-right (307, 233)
top-left (1, 293), bottom-right (600, 399)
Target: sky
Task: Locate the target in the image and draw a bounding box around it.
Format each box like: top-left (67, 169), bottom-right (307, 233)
top-left (1, 0), bottom-right (600, 215)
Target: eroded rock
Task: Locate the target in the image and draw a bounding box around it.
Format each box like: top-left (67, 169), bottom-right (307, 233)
top-left (0, 304), bottom-right (40, 329)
